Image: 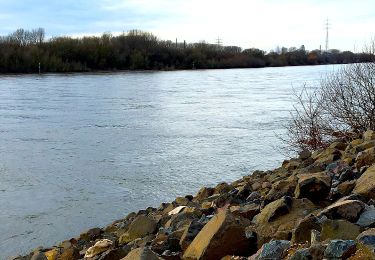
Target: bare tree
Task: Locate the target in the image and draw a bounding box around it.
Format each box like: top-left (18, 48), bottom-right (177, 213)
top-left (34, 28), bottom-right (45, 44)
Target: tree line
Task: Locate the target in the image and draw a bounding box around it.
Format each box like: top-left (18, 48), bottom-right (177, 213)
top-left (0, 28), bottom-right (372, 73)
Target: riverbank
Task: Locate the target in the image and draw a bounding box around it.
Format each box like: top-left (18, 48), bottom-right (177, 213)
top-left (11, 130), bottom-right (375, 259)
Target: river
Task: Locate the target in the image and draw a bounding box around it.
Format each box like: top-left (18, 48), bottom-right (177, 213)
top-left (0, 65), bottom-right (339, 258)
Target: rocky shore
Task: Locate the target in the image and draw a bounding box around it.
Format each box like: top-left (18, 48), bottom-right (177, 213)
top-left (11, 130), bottom-right (375, 260)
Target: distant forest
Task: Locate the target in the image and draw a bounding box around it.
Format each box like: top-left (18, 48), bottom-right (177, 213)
top-left (0, 28), bottom-right (373, 73)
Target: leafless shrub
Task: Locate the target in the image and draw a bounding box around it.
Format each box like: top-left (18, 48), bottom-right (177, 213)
top-left (282, 85), bottom-right (333, 153)
top-left (284, 41), bottom-right (375, 152)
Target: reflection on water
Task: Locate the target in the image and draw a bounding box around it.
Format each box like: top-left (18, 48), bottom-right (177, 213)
top-left (0, 65), bottom-right (338, 257)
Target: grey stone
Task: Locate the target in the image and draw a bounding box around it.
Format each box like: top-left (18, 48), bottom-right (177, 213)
top-left (357, 206), bottom-right (375, 228)
top-left (256, 240), bottom-right (290, 260)
top-left (324, 240), bottom-right (356, 259)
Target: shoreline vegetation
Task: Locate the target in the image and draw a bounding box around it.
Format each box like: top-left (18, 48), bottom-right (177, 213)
top-left (13, 130), bottom-right (375, 259)
top-left (0, 28), bottom-right (373, 73)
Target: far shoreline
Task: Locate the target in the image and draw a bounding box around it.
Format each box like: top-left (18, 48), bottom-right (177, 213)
top-left (0, 62), bottom-right (348, 76)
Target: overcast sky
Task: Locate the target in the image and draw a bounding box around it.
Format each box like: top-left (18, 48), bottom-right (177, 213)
top-left (0, 0), bottom-right (373, 52)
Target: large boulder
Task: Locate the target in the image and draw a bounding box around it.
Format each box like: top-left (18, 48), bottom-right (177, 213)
top-left (182, 209), bottom-right (254, 260)
top-left (119, 215), bottom-right (157, 244)
top-left (253, 198), bottom-right (318, 246)
top-left (320, 219), bottom-right (361, 241)
top-left (255, 196), bottom-right (292, 223)
top-left (291, 215), bottom-right (321, 244)
top-left (318, 200), bottom-right (365, 222)
top-left (353, 164), bottom-right (375, 200)
top-left (294, 172), bottom-right (331, 201)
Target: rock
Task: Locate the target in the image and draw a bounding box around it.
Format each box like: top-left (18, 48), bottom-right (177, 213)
top-left (299, 149), bottom-right (312, 160)
top-left (350, 140), bottom-right (375, 155)
top-left (320, 219), bottom-right (361, 241)
top-left (235, 184), bottom-right (252, 200)
top-left (255, 196), bottom-right (292, 223)
top-left (357, 207), bottom-right (375, 228)
top-left (337, 180), bottom-right (356, 195)
top-left (168, 206), bottom-right (186, 216)
top-left (308, 243), bottom-right (326, 260)
top-left (283, 159), bottom-right (301, 171)
top-left (314, 148), bottom-right (341, 164)
top-left (265, 177), bottom-right (297, 202)
top-left (329, 142), bottom-right (347, 151)
top-left (30, 252), bottom-right (47, 260)
top-left (291, 215), bottom-right (321, 244)
top-left (311, 230), bottom-right (321, 245)
top-left (294, 172), bottom-right (331, 201)
top-left (160, 250), bottom-right (181, 260)
top-left (151, 229), bottom-right (183, 254)
top-left (121, 247), bottom-right (161, 260)
top-left (356, 228), bottom-right (375, 250)
top-left (194, 187), bottom-right (215, 201)
top-left (57, 247), bottom-right (80, 260)
top-left (353, 164), bottom-right (375, 200)
top-left (289, 248), bottom-right (311, 260)
top-left (201, 201), bottom-right (213, 210)
top-left (261, 182), bottom-right (272, 189)
top-left (79, 227), bottom-right (102, 241)
top-left (338, 168), bottom-right (356, 181)
top-left (229, 203), bottom-right (260, 220)
top-left (254, 198), bottom-right (318, 246)
top-left (183, 209), bottom-right (254, 260)
top-left (247, 191), bottom-right (261, 202)
top-left (100, 247), bottom-right (131, 260)
top-left (214, 182), bottom-right (232, 194)
top-left (175, 197), bottom-right (189, 206)
top-left (324, 239), bottom-right (356, 259)
top-left (355, 147), bottom-right (375, 169)
top-left (364, 130), bottom-right (375, 141)
top-left (348, 245), bottom-right (375, 259)
top-left (251, 182), bottom-right (262, 191)
top-left (119, 215), bottom-right (157, 244)
top-left (44, 249), bottom-right (59, 260)
top-left (165, 211), bottom-right (200, 231)
top-left (250, 240), bottom-right (290, 260)
top-left (179, 221), bottom-right (204, 251)
top-left (85, 239), bottom-right (113, 258)
top-left (318, 200), bottom-right (365, 222)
